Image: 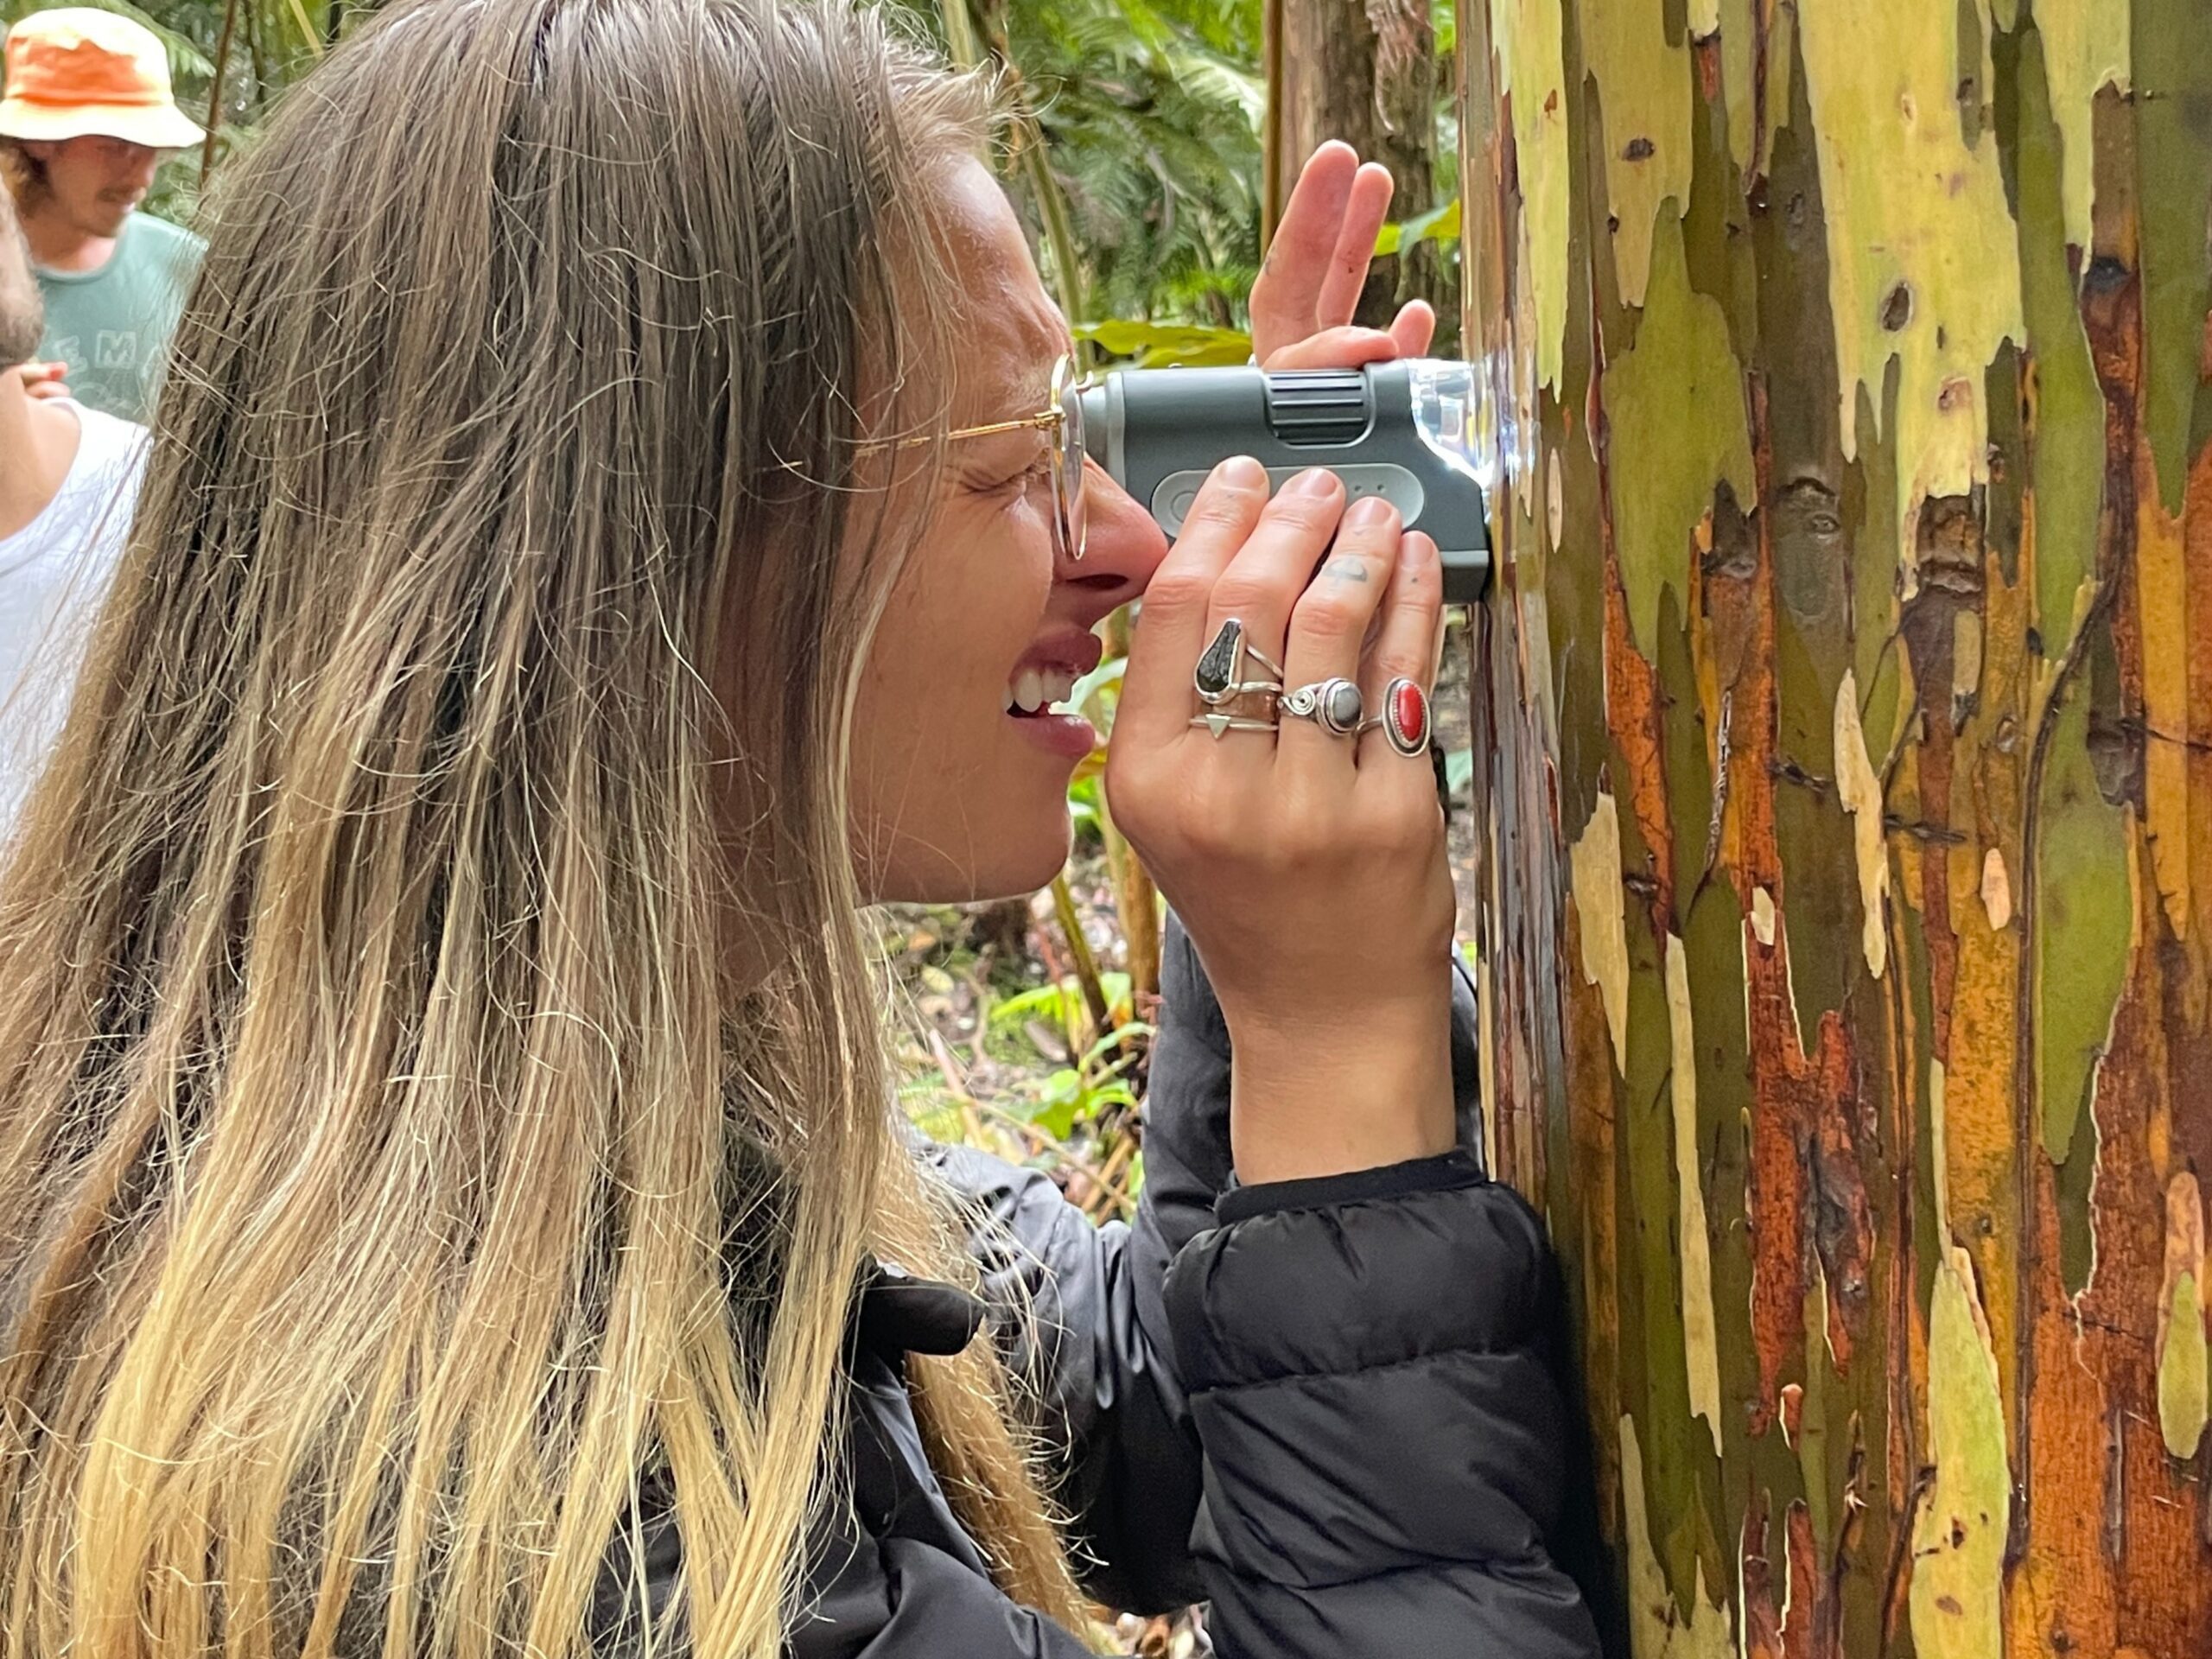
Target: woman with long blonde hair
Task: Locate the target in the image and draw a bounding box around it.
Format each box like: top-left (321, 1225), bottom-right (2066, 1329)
top-left (0, 2), bottom-right (1597, 1654)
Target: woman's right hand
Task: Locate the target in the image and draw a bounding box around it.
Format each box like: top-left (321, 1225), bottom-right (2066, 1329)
top-left (1105, 459), bottom-right (1458, 1185)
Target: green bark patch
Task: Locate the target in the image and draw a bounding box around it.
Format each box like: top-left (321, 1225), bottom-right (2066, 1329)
top-left (2133, 0), bottom-right (2212, 514)
top-left (1619, 1414), bottom-right (1736, 1659)
top-left (2158, 1270), bottom-right (2209, 1459)
top-left (1602, 219), bottom-right (1756, 658)
top-left (2002, 25), bottom-right (2107, 665)
top-left (2033, 673), bottom-right (2131, 1164)
top-left (1492, 0), bottom-right (1573, 391)
top-left (2033, 0), bottom-right (2132, 257)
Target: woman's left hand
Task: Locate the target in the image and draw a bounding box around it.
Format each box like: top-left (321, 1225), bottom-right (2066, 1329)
top-left (1249, 141), bottom-right (1436, 371)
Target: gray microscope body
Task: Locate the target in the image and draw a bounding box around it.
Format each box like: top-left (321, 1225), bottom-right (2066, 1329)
top-left (1076, 359), bottom-right (1493, 607)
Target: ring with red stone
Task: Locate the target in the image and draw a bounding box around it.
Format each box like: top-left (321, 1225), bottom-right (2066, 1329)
top-left (1374, 677), bottom-right (1429, 758)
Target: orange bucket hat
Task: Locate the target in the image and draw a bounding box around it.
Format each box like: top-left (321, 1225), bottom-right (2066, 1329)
top-left (0, 8), bottom-right (204, 149)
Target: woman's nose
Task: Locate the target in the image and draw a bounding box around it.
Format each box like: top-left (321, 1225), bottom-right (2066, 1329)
top-left (1064, 461), bottom-right (1169, 608)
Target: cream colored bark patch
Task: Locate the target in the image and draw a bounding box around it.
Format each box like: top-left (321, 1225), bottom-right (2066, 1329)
top-left (2036, 0), bottom-right (2132, 254)
top-left (1491, 0), bottom-right (1570, 389)
top-left (1909, 1247), bottom-right (2011, 1659)
top-left (1572, 791), bottom-right (1631, 1071)
top-left (1666, 933), bottom-right (1724, 1455)
top-left (1834, 671), bottom-right (1890, 978)
top-left (1796, 0), bottom-right (2024, 559)
top-left (1952, 610), bottom-right (1984, 709)
top-left (1980, 849), bottom-right (2012, 932)
top-left (1620, 1415), bottom-right (1735, 1659)
top-left (1578, 0), bottom-right (1692, 308)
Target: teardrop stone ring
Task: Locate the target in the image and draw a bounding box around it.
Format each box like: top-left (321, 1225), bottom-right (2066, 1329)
top-left (1192, 617), bottom-right (1286, 707)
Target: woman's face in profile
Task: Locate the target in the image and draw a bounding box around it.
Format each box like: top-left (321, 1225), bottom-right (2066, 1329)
top-left (848, 159), bottom-right (1168, 905)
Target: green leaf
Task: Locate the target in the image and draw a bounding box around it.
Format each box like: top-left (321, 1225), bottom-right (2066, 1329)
top-left (1077, 1020), bottom-right (1154, 1070)
top-left (1373, 198), bottom-right (1461, 257)
top-left (989, 982), bottom-right (1072, 1028)
top-left (1029, 1096), bottom-right (1079, 1141)
top-left (1074, 319), bottom-right (1253, 368)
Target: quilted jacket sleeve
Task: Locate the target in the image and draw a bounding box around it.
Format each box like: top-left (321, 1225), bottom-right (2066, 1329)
top-left (931, 917), bottom-right (1600, 1656)
top-left (1165, 1154), bottom-right (1601, 1656)
top-left (931, 914), bottom-right (1485, 1617)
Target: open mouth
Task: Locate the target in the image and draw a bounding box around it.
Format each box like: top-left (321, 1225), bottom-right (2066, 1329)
top-left (1005, 664), bottom-right (1082, 720)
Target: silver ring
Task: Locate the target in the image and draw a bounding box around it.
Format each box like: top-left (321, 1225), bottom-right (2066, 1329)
top-left (1280, 677), bottom-right (1364, 737)
top-left (1194, 618), bottom-right (1286, 707)
top-left (1212, 677), bottom-right (1284, 702)
top-left (1189, 713), bottom-right (1280, 739)
top-left (1377, 677), bottom-right (1431, 757)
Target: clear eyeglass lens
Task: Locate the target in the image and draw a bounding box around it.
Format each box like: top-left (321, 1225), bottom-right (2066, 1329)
top-left (1056, 354), bottom-right (1088, 561)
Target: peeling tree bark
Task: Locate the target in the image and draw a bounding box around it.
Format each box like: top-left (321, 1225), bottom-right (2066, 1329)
top-left (1458, 1), bottom-right (2212, 1654)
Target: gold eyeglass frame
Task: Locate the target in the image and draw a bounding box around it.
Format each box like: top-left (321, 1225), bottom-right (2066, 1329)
top-left (917, 353), bottom-right (1088, 562)
top-left (780, 354), bottom-right (1089, 561)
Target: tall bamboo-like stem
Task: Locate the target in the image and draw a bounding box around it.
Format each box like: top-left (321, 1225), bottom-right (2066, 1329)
top-left (937, 0), bottom-right (982, 71)
top-left (1049, 874), bottom-right (1113, 1042)
top-left (1016, 124), bottom-right (1086, 330)
top-left (1096, 607), bottom-right (1160, 1001)
top-left (200, 0), bottom-right (242, 188)
top-left (1260, 0), bottom-right (1285, 250)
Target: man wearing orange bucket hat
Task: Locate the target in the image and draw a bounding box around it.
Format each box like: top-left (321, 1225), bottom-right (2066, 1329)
top-left (0, 9), bottom-right (204, 422)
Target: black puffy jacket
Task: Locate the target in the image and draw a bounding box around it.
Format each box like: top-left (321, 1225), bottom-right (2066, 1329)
top-left (593, 919), bottom-right (1600, 1657)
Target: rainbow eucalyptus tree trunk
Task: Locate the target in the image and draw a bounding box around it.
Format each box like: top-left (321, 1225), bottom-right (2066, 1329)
top-left (1457, 0), bottom-right (2212, 1652)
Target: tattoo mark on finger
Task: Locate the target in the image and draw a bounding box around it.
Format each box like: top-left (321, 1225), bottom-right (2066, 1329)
top-left (1322, 556), bottom-right (1372, 583)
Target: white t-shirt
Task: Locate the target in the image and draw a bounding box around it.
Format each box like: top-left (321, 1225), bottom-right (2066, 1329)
top-left (0, 403), bottom-right (148, 832)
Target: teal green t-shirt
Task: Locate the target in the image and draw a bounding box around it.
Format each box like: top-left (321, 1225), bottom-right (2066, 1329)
top-left (35, 211), bottom-right (204, 424)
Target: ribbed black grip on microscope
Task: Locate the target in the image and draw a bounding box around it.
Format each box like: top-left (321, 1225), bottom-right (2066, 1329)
top-left (1262, 369), bottom-right (1373, 445)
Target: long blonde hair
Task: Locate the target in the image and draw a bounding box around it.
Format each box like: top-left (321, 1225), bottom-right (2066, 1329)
top-left (0, 1), bottom-right (1089, 1652)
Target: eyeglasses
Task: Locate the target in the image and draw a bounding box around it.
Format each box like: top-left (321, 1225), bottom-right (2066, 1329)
top-left (785, 353), bottom-right (1090, 561)
top-left (931, 352), bottom-right (1089, 563)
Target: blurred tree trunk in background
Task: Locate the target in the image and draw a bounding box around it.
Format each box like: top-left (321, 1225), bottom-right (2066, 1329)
top-left (1457, 0), bottom-right (2212, 1653)
top-left (1268, 0), bottom-right (1452, 331)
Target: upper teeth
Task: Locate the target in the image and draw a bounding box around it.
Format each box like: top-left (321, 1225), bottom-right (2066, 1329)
top-left (1008, 666), bottom-right (1078, 713)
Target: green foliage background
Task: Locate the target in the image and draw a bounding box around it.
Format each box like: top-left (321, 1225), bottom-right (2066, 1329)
top-left (73, 0), bottom-right (1274, 338)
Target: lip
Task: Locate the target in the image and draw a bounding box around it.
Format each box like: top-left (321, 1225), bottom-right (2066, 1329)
top-left (1010, 627), bottom-right (1105, 681)
top-left (1008, 709), bottom-right (1098, 761)
top-left (1004, 627), bottom-right (1103, 764)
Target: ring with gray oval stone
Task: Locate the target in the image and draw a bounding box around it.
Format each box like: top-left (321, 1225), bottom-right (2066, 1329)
top-left (1280, 677), bottom-right (1365, 737)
